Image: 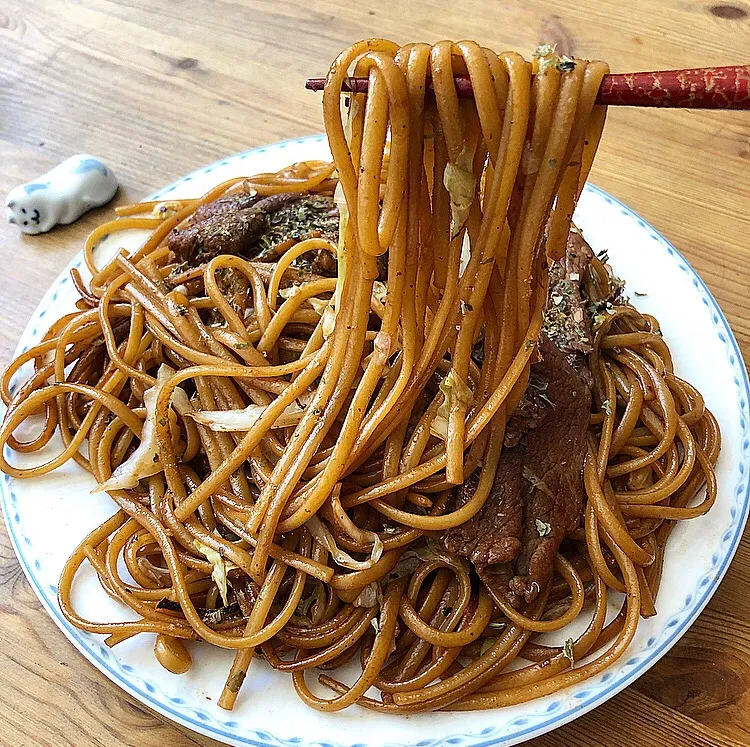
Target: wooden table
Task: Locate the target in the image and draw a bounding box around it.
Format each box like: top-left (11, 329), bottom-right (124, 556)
top-left (1, 1), bottom-right (749, 745)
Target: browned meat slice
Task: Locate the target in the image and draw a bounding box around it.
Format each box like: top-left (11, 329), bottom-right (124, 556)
top-left (190, 192), bottom-right (263, 223)
top-left (169, 191), bottom-right (341, 275)
top-left (503, 376), bottom-right (549, 448)
top-left (444, 334), bottom-right (591, 609)
top-left (169, 192), bottom-right (302, 264)
top-left (169, 207), bottom-right (265, 264)
top-left (506, 335), bottom-right (590, 604)
top-left (443, 459), bottom-right (523, 569)
top-left (310, 249), bottom-right (338, 276)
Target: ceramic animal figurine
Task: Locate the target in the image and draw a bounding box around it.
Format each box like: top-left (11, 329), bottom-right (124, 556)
top-left (6, 155), bottom-right (118, 234)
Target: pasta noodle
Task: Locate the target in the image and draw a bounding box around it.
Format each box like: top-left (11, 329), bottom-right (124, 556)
top-left (0, 39), bottom-right (719, 713)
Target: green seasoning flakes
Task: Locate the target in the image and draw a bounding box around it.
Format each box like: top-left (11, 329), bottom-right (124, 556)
top-left (543, 275), bottom-right (593, 354)
top-left (523, 466), bottom-right (556, 500)
top-left (535, 519), bottom-right (552, 537)
top-left (533, 43), bottom-right (559, 74)
top-left (535, 42), bottom-right (555, 57)
top-left (563, 638), bottom-right (575, 665)
top-left (255, 194), bottom-right (338, 257)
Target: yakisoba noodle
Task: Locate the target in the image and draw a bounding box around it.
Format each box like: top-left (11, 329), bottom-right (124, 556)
top-left (0, 39), bottom-right (719, 712)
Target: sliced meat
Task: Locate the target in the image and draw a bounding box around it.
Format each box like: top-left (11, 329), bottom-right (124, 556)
top-left (190, 192), bottom-right (263, 223)
top-left (169, 206), bottom-right (265, 264)
top-left (503, 375), bottom-right (549, 448)
top-left (444, 334), bottom-right (591, 609)
top-left (310, 248), bottom-right (338, 276)
top-left (444, 460), bottom-right (523, 569)
top-left (169, 192), bottom-right (320, 265)
top-left (506, 335), bottom-right (591, 604)
top-left (169, 192), bottom-right (301, 265)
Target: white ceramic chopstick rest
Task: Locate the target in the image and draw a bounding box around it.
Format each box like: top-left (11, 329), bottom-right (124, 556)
top-left (6, 155), bottom-right (118, 235)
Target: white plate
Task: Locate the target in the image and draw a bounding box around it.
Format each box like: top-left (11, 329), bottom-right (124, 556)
top-left (2, 135), bottom-right (749, 747)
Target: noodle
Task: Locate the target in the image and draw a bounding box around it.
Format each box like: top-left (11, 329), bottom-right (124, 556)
top-left (0, 39), bottom-right (719, 713)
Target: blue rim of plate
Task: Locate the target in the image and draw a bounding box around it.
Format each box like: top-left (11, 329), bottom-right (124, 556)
top-left (2, 134), bottom-right (749, 747)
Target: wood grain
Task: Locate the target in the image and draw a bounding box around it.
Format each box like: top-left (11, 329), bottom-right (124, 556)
top-left (0, 0), bottom-right (748, 744)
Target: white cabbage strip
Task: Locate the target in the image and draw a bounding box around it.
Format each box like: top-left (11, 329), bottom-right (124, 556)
top-left (306, 515), bottom-right (383, 571)
top-left (95, 364), bottom-right (192, 492)
top-left (190, 393), bottom-right (313, 433)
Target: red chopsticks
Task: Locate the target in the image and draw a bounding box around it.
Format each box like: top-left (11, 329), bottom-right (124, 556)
top-left (305, 65), bottom-right (750, 109)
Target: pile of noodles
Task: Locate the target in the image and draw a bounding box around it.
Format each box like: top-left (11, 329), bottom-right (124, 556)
top-left (0, 39), bottom-right (719, 712)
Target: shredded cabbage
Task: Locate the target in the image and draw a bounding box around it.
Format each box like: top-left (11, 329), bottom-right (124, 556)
top-left (353, 582), bottom-right (382, 608)
top-left (94, 364), bottom-right (191, 493)
top-left (308, 297), bottom-right (330, 315)
top-left (459, 232), bottom-right (471, 277)
top-left (430, 369), bottom-right (473, 440)
top-left (190, 395), bottom-right (311, 433)
top-left (360, 331), bottom-right (393, 372)
top-left (443, 146), bottom-right (476, 239)
top-left (372, 280), bottom-right (388, 305)
top-left (387, 551), bottom-right (424, 581)
top-left (296, 580), bottom-right (326, 618)
top-left (344, 93), bottom-right (361, 145)
top-left (480, 637), bottom-right (497, 656)
top-left (373, 331), bottom-right (392, 359)
top-left (279, 284), bottom-right (301, 300)
top-left (306, 515), bottom-right (383, 571)
top-left (194, 539), bottom-right (237, 607)
top-left (321, 305), bottom-right (337, 338)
